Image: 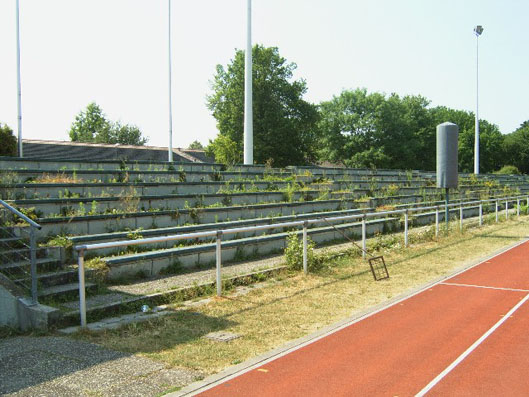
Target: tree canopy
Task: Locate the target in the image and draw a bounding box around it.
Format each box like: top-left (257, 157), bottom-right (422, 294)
top-left (0, 124), bottom-right (17, 157)
top-left (207, 45), bottom-right (319, 167)
top-left (502, 121), bottom-right (529, 174)
top-left (69, 102), bottom-right (148, 146)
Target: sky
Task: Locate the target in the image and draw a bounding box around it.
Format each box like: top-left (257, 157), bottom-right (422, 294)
top-left (0, 0), bottom-right (528, 149)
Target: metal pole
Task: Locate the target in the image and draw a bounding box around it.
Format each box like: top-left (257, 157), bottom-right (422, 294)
top-left (78, 250), bottom-right (87, 327)
top-left (474, 30), bottom-right (480, 174)
top-left (505, 200), bottom-right (508, 220)
top-left (361, 215), bottom-right (366, 259)
top-left (517, 199), bottom-right (520, 217)
top-left (459, 205), bottom-right (463, 231)
top-left (167, 0), bottom-right (173, 162)
top-left (435, 206), bottom-right (439, 238)
top-left (495, 200), bottom-right (499, 222)
top-left (404, 210), bottom-right (409, 247)
top-left (479, 203), bottom-right (483, 226)
top-left (302, 221), bottom-right (308, 274)
top-left (216, 231), bottom-right (222, 296)
top-left (29, 227), bottom-right (37, 304)
top-left (16, 0), bottom-right (23, 158)
top-left (243, 0), bottom-right (253, 165)
top-left (445, 188), bottom-right (449, 230)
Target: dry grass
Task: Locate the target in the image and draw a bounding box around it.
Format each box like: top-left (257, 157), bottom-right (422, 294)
top-left (33, 172), bottom-right (83, 183)
top-left (75, 217), bottom-right (529, 375)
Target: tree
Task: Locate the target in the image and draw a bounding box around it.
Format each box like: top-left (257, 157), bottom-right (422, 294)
top-left (205, 134), bottom-right (240, 165)
top-left (69, 102), bottom-right (148, 146)
top-left (0, 124), bottom-right (17, 157)
top-left (317, 89), bottom-right (432, 169)
top-left (503, 121), bottom-right (529, 174)
top-left (207, 45), bottom-right (319, 166)
top-left (188, 140), bottom-right (204, 150)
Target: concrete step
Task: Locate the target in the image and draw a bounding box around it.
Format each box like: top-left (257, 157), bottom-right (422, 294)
top-left (0, 257), bottom-right (62, 274)
top-left (13, 268), bottom-right (82, 288)
top-left (40, 282), bottom-right (97, 301)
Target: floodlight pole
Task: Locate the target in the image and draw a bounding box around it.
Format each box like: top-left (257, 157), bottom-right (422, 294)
top-left (243, 0), bottom-right (253, 165)
top-left (167, 0), bottom-right (174, 162)
top-left (16, 0), bottom-right (23, 157)
top-left (474, 25), bottom-right (483, 175)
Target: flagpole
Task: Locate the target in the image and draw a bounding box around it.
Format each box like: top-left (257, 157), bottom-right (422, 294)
top-left (167, 0), bottom-right (173, 162)
top-left (243, 0), bottom-right (253, 165)
top-left (16, 0), bottom-right (23, 157)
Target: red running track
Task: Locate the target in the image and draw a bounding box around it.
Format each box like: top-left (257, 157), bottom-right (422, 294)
top-left (195, 240), bottom-right (529, 396)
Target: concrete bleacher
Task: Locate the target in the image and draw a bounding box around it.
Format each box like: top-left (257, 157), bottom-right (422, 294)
top-left (1, 154), bottom-right (528, 329)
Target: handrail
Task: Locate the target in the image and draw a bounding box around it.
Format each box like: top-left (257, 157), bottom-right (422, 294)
top-left (74, 194), bottom-right (528, 327)
top-left (0, 198), bottom-right (41, 229)
top-left (0, 198), bottom-right (41, 304)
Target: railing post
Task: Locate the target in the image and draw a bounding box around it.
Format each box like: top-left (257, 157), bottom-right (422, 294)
top-left (29, 227), bottom-right (38, 305)
top-left (459, 204), bottom-right (463, 232)
top-left (303, 221), bottom-right (308, 275)
top-left (216, 230), bottom-right (223, 296)
top-left (361, 215), bottom-right (366, 259)
top-left (435, 206), bottom-right (439, 238)
top-left (479, 202), bottom-right (483, 226)
top-left (495, 200), bottom-right (499, 223)
top-left (78, 249), bottom-right (87, 328)
top-left (517, 198), bottom-right (520, 217)
top-left (404, 210), bottom-right (409, 247)
top-left (505, 200), bottom-right (508, 220)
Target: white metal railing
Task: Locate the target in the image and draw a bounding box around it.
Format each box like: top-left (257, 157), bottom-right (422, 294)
top-left (0, 198), bottom-right (41, 304)
top-left (74, 194), bottom-right (529, 327)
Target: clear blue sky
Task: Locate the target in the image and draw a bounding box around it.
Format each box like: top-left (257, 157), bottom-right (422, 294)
top-left (0, 0), bottom-right (527, 148)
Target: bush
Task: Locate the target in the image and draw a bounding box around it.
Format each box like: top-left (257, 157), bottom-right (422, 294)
top-left (495, 165), bottom-right (521, 175)
top-left (284, 232), bottom-right (321, 272)
top-left (0, 124), bottom-right (17, 157)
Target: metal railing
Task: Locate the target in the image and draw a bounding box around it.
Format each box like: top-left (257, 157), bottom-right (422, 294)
top-left (0, 198), bottom-right (41, 304)
top-left (74, 194), bottom-right (529, 327)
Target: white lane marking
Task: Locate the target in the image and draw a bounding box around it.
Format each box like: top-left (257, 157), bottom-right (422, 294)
top-left (416, 292), bottom-right (529, 396)
top-left (441, 282), bottom-right (529, 293)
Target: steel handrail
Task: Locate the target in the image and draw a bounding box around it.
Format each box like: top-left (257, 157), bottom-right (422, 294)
top-left (73, 193), bottom-right (528, 327)
top-left (0, 198), bottom-right (41, 304)
top-left (0, 198), bottom-right (41, 229)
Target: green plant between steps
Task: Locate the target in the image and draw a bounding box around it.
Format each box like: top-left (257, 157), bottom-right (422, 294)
top-left (284, 232), bottom-right (321, 272)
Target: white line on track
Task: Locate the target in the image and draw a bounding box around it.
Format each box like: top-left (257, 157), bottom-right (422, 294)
top-left (440, 282), bottom-right (529, 292)
top-left (416, 292), bottom-right (529, 396)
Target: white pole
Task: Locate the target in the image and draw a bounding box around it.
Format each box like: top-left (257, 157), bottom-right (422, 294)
top-left (216, 231), bottom-right (222, 296)
top-left (361, 216), bottom-right (366, 259)
top-left (474, 26), bottom-right (483, 175)
top-left (435, 206), bottom-right (439, 238)
top-left (404, 210), bottom-right (409, 247)
top-left (302, 222), bottom-right (308, 274)
top-left (167, 0), bottom-right (174, 162)
top-left (243, 0), bottom-right (253, 165)
top-left (16, 0), bottom-right (23, 157)
top-left (78, 250), bottom-right (87, 327)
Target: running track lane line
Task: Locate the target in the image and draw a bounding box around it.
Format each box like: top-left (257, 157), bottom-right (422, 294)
top-left (416, 291), bottom-right (529, 396)
top-left (440, 282), bottom-right (529, 292)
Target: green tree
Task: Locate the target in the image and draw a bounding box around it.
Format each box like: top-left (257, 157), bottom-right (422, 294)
top-left (0, 124), bottom-right (17, 157)
top-left (205, 134), bottom-right (240, 165)
top-left (207, 45), bottom-right (319, 166)
top-left (503, 121), bottom-right (529, 174)
top-left (69, 102), bottom-right (148, 146)
top-left (317, 89), bottom-right (432, 169)
top-left (430, 107), bottom-right (504, 173)
top-left (188, 140), bottom-right (204, 150)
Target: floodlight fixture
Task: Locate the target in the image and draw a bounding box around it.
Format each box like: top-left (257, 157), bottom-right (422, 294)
top-left (474, 25), bottom-right (484, 36)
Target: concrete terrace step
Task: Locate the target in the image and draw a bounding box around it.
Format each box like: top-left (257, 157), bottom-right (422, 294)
top-left (0, 257), bottom-right (62, 273)
top-left (40, 282), bottom-right (97, 300)
top-left (13, 269), bottom-right (82, 288)
top-left (36, 198), bottom-right (361, 237)
top-left (57, 259), bottom-right (287, 328)
top-left (10, 190), bottom-right (324, 217)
